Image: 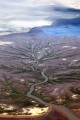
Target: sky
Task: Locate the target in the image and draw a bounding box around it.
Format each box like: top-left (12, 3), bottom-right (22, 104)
top-left (0, 0), bottom-right (80, 35)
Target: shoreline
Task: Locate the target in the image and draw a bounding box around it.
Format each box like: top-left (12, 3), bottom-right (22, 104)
top-left (0, 106), bottom-right (79, 119)
top-left (0, 107), bottom-right (52, 118)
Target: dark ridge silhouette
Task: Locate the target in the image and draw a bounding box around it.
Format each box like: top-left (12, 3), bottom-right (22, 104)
top-left (52, 17), bottom-right (80, 26)
top-left (53, 7), bottom-right (80, 13)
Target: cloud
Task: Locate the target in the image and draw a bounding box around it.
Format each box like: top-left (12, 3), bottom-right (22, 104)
top-left (52, 17), bottom-right (80, 26)
top-left (0, 0), bottom-right (80, 35)
top-left (1, 0), bottom-right (80, 8)
top-left (52, 0), bottom-right (80, 9)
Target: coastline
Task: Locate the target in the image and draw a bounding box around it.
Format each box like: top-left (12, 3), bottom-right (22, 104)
top-left (0, 107), bottom-right (52, 118)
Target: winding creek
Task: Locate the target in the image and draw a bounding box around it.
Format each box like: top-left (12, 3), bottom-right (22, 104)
top-left (27, 70), bottom-right (80, 120)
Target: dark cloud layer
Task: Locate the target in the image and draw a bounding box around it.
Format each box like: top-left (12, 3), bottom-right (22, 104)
top-left (52, 17), bottom-right (80, 26)
top-left (46, 6), bottom-right (80, 27)
top-left (53, 6), bottom-right (80, 13)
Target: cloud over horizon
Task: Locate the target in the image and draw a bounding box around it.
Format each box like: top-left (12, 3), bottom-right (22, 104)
top-left (0, 0), bottom-right (80, 35)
